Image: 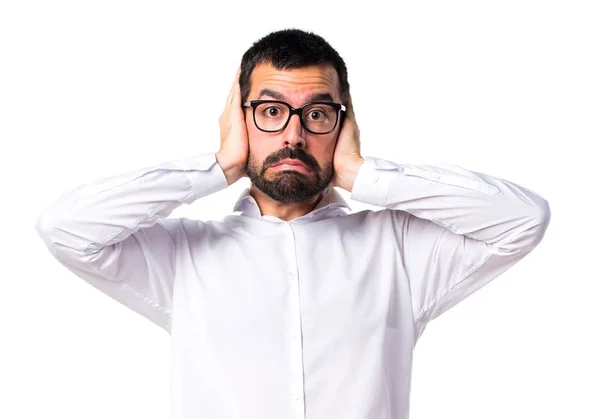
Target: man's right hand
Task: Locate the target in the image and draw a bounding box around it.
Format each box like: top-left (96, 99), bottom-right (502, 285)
top-left (216, 68), bottom-right (249, 186)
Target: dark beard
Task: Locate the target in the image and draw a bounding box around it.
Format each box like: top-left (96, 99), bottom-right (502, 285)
top-left (246, 147), bottom-right (333, 203)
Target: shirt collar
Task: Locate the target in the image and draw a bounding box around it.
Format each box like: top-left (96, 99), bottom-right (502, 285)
top-left (232, 186), bottom-right (351, 221)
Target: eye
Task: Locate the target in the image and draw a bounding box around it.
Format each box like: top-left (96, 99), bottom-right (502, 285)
top-left (262, 105), bottom-right (283, 118)
top-left (307, 109), bottom-right (326, 121)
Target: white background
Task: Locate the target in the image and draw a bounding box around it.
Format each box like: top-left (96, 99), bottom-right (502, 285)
top-left (1, 1), bottom-right (598, 418)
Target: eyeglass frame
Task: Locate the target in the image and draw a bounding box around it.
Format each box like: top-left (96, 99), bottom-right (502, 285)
top-left (242, 100), bottom-right (347, 135)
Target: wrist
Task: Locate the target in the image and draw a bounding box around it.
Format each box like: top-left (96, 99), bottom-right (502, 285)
top-left (337, 157), bottom-right (365, 192)
top-left (215, 152), bottom-right (245, 186)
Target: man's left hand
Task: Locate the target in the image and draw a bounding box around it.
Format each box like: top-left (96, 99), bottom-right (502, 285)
top-left (331, 95), bottom-right (364, 192)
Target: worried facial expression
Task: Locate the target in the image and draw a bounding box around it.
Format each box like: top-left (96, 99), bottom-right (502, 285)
top-left (244, 63), bottom-right (343, 203)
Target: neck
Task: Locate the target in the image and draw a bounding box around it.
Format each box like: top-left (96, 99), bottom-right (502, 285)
top-left (249, 186), bottom-right (325, 221)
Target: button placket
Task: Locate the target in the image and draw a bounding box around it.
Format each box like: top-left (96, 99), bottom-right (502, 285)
top-left (285, 223), bottom-right (305, 419)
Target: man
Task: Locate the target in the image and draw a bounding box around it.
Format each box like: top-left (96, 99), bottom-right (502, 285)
top-left (35, 29), bottom-right (551, 419)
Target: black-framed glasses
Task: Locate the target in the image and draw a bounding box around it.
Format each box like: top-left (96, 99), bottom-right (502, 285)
top-left (243, 100), bottom-right (346, 134)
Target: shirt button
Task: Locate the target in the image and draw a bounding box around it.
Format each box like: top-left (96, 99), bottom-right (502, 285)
top-left (287, 272), bottom-right (295, 280)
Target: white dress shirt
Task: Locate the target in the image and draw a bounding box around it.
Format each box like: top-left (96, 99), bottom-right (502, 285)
top-left (35, 153), bottom-right (550, 419)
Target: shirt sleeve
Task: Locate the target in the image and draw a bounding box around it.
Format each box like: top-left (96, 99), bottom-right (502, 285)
top-left (350, 156), bottom-right (551, 338)
top-left (34, 152), bottom-right (228, 333)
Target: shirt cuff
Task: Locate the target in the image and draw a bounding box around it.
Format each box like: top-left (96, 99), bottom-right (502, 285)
top-left (166, 153), bottom-right (229, 204)
top-left (350, 156), bottom-right (403, 206)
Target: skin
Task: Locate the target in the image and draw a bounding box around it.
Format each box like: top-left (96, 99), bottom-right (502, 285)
top-left (216, 63), bottom-right (364, 222)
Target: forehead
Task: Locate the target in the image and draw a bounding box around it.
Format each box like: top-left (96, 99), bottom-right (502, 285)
top-left (249, 62), bottom-right (340, 103)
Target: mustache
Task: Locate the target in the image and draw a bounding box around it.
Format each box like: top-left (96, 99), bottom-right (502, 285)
top-left (264, 148), bottom-right (318, 171)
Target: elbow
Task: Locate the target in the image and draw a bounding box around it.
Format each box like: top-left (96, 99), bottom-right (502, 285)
top-left (35, 210), bottom-right (53, 242)
top-left (529, 197), bottom-right (551, 247)
top-left (35, 209), bottom-right (95, 264)
top-left (35, 206), bottom-right (73, 250)
top-left (492, 197), bottom-right (551, 256)
top-left (34, 209), bottom-right (62, 249)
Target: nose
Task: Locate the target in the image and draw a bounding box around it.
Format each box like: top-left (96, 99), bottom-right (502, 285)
top-left (281, 113), bottom-right (306, 148)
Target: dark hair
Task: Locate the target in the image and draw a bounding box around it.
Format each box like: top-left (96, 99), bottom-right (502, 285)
top-left (240, 29), bottom-right (350, 105)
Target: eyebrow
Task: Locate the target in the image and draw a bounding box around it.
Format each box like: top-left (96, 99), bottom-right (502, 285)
top-left (257, 89), bottom-right (335, 103)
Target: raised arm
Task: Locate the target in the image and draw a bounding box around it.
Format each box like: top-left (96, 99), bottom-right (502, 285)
top-left (332, 97), bottom-right (550, 337)
top-left (351, 157), bottom-right (551, 337)
top-left (35, 153), bottom-right (229, 332)
top-left (35, 69), bottom-right (249, 332)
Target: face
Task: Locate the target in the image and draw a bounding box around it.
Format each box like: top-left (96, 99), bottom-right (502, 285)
top-left (245, 63), bottom-right (342, 203)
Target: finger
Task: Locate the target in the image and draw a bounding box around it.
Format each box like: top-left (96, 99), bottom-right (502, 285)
top-left (226, 68), bottom-right (241, 106)
top-left (231, 67), bottom-right (241, 91)
top-left (226, 85), bottom-right (234, 107)
top-left (232, 67), bottom-right (242, 104)
top-left (345, 94), bottom-right (356, 120)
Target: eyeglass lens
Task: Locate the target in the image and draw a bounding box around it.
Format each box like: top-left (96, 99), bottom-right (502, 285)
top-left (254, 102), bottom-right (338, 133)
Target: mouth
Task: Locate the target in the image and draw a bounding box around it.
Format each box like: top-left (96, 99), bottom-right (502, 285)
top-left (271, 160), bottom-right (312, 174)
